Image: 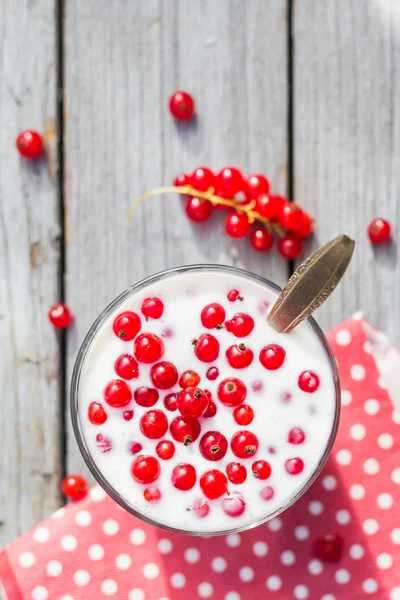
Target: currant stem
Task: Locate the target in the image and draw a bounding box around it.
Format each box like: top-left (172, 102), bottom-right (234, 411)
top-left (128, 185), bottom-right (285, 236)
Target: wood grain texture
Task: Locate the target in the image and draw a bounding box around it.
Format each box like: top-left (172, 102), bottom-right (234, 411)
top-left (293, 0), bottom-right (400, 342)
top-left (0, 0), bottom-right (61, 548)
top-left (64, 0), bottom-right (289, 474)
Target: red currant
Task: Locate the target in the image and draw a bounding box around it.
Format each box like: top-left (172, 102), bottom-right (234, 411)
top-left (268, 195), bottom-right (286, 221)
top-left (134, 332), bottom-right (164, 363)
top-left (225, 212), bottom-right (251, 238)
top-left (278, 235), bottom-right (303, 260)
top-left (96, 433), bottom-right (112, 453)
top-left (104, 379), bottom-right (132, 407)
top-left (200, 469), bottom-right (227, 499)
top-left (88, 402), bottom-right (108, 425)
top-left (216, 167), bottom-right (245, 198)
top-left (113, 311), bottom-right (141, 341)
top-left (169, 91), bottom-right (195, 120)
top-left (312, 534), bottom-right (344, 562)
top-left (134, 386), bottom-right (159, 407)
top-left (368, 218), bottom-right (391, 244)
top-left (48, 303), bottom-right (74, 328)
top-left (217, 377), bottom-right (247, 407)
top-left (298, 370), bottom-right (320, 393)
top-left (204, 400), bottom-right (217, 418)
top-left (201, 303), bottom-right (226, 329)
top-left (259, 344), bottom-right (286, 370)
top-left (174, 172), bottom-right (192, 188)
top-left (255, 194), bottom-right (280, 219)
top-left (193, 498), bottom-right (210, 518)
top-left (172, 463), bottom-right (197, 491)
top-left (164, 393), bottom-right (178, 412)
top-left (199, 431), bottom-right (228, 461)
top-left (140, 410), bottom-right (168, 439)
top-left (226, 343), bottom-right (254, 369)
top-left (252, 460), bottom-right (272, 480)
top-left (170, 415), bottom-right (201, 445)
top-left (278, 202), bottom-right (305, 231)
top-left (191, 167), bottom-right (215, 192)
top-left (246, 174), bottom-right (270, 199)
top-left (123, 410), bottom-right (134, 421)
top-left (141, 297), bottom-right (164, 319)
top-left (128, 441), bottom-right (143, 455)
top-left (186, 196), bottom-right (213, 222)
top-left (285, 457), bottom-right (304, 475)
top-left (225, 313), bottom-right (254, 337)
top-left (222, 492), bottom-right (246, 517)
top-left (16, 130), bottom-right (43, 159)
top-left (114, 354), bottom-right (139, 380)
top-left (260, 485), bottom-right (274, 500)
top-left (226, 462), bottom-right (247, 484)
top-left (177, 387), bottom-right (208, 418)
top-left (231, 431), bottom-right (259, 458)
top-left (233, 404), bottom-right (254, 426)
top-left (288, 427), bottom-right (305, 444)
top-left (179, 370), bottom-right (201, 389)
top-left (193, 333), bottom-right (219, 362)
top-left (250, 228), bottom-right (274, 252)
top-left (156, 440), bottom-right (175, 460)
top-left (143, 487), bottom-right (161, 503)
top-left (227, 289), bottom-right (241, 302)
top-left (62, 474), bottom-right (88, 500)
top-left (131, 455), bottom-right (160, 484)
top-left (206, 366), bottom-right (219, 381)
top-left (150, 361), bottom-right (178, 389)
top-left (294, 213), bottom-right (313, 238)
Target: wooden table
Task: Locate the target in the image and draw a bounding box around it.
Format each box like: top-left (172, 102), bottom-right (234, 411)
top-left (1, 0), bottom-right (399, 551)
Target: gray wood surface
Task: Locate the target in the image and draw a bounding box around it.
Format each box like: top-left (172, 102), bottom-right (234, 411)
top-left (0, 0), bottom-right (61, 549)
top-left (294, 0), bottom-right (400, 342)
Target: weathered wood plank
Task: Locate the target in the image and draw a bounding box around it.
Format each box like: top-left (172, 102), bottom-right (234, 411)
top-left (0, 0), bottom-right (61, 548)
top-left (65, 0), bottom-right (289, 474)
top-left (294, 0), bottom-right (400, 343)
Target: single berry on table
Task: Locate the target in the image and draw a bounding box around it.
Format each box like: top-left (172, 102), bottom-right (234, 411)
top-left (260, 485), bottom-right (274, 500)
top-left (123, 410), bottom-right (134, 421)
top-left (170, 415), bottom-right (201, 445)
top-left (156, 440), bottom-right (175, 460)
top-left (177, 386), bottom-right (209, 419)
top-left (225, 212), bottom-right (251, 238)
top-left (131, 455), bottom-right (160, 484)
top-left (128, 441), bottom-right (143, 455)
top-left (144, 487), bottom-right (161, 503)
top-left (206, 366), bottom-right (219, 381)
top-left (201, 303), bottom-right (226, 329)
top-left (134, 386), bottom-right (159, 407)
top-left (114, 353), bottom-right (139, 380)
top-left (48, 303), bottom-right (74, 328)
top-left (169, 91), bottom-right (195, 121)
top-left (226, 343), bottom-right (254, 369)
top-left (250, 228), bottom-right (274, 252)
top-left (150, 361), bottom-right (178, 389)
top-left (62, 474), bottom-right (88, 501)
top-left (174, 172), bottom-right (192, 188)
top-left (278, 202), bottom-right (305, 231)
top-left (368, 218), bottom-right (391, 244)
top-left (186, 196), bottom-right (213, 222)
top-left (164, 392), bottom-right (178, 412)
top-left (255, 194), bottom-right (280, 220)
top-left (134, 332), bottom-right (164, 363)
top-left (199, 430), bottom-right (228, 461)
top-left (312, 533), bottom-right (344, 562)
top-left (227, 289), bottom-right (242, 302)
top-left (200, 469), bottom-right (228, 499)
top-left (259, 344), bottom-right (286, 370)
top-left (298, 370), bottom-right (320, 393)
top-left (278, 235), bottom-right (303, 260)
top-left (285, 457), bottom-right (304, 475)
top-left (216, 167), bottom-right (245, 198)
top-left (252, 460), bottom-right (272, 480)
top-left (141, 297), bottom-right (164, 319)
top-left (140, 409), bottom-right (168, 439)
top-left (294, 212), bottom-right (313, 238)
top-left (16, 130), bottom-right (43, 159)
top-left (96, 433), bottom-right (112, 453)
top-left (193, 498), bottom-right (210, 518)
top-left (179, 369), bottom-right (201, 389)
top-left (113, 311), bottom-right (141, 341)
top-left (191, 167), bottom-right (215, 192)
top-left (222, 492), bottom-right (246, 517)
top-left (104, 379), bottom-right (132, 407)
top-left (288, 427), bottom-right (305, 444)
top-left (193, 333), bottom-right (220, 362)
top-left (217, 377), bottom-right (247, 407)
top-left (246, 174), bottom-right (270, 199)
top-left (88, 401), bottom-right (108, 425)
top-left (225, 313), bottom-right (254, 337)
top-left (172, 463), bottom-right (197, 491)
top-left (226, 462), bottom-right (247, 484)
top-left (204, 400), bottom-right (217, 418)
top-left (231, 430), bottom-right (259, 458)
top-left (233, 404), bottom-right (254, 426)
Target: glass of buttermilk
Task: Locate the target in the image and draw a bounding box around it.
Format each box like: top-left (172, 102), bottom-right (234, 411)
top-left (71, 265), bottom-right (340, 536)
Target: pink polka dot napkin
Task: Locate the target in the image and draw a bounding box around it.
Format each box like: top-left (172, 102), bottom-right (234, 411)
top-left (1, 316), bottom-right (400, 600)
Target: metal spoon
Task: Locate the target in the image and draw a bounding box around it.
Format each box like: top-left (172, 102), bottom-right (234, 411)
top-left (267, 234), bottom-right (355, 333)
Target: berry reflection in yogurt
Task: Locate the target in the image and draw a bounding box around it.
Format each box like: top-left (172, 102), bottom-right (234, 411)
top-left (73, 266), bottom-right (339, 535)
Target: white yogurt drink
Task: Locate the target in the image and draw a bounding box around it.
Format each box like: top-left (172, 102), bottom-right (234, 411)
top-left (72, 265), bottom-right (340, 535)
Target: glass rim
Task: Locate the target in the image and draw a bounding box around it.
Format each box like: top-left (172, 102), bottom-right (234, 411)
top-left (71, 263), bottom-right (341, 536)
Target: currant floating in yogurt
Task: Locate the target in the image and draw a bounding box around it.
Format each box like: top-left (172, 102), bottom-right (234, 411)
top-left (75, 267), bottom-right (338, 534)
